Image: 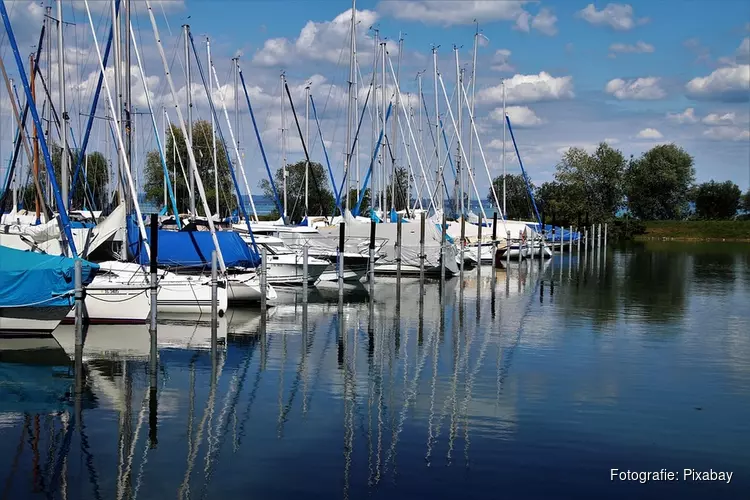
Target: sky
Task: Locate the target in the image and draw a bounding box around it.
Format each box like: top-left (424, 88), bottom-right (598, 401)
top-left (1, 0), bottom-right (749, 201)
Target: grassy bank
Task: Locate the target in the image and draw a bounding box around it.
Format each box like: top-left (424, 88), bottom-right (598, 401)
top-left (636, 220), bottom-right (750, 242)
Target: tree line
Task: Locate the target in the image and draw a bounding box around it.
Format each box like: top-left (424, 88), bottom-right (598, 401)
top-left (488, 143), bottom-right (750, 231)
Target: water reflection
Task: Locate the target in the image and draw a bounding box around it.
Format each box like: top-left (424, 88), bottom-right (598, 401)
top-left (1, 243), bottom-right (749, 499)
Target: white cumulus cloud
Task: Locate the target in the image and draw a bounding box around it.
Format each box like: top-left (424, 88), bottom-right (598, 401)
top-left (702, 112), bottom-right (738, 126)
top-left (577, 3), bottom-right (648, 31)
top-left (531, 8), bottom-right (558, 36)
top-left (703, 126), bottom-right (750, 141)
top-left (636, 128), bottom-right (663, 139)
top-left (605, 77), bottom-right (666, 100)
top-left (378, 0), bottom-right (528, 26)
top-left (491, 49), bottom-right (514, 72)
top-left (478, 72), bottom-right (574, 104)
top-left (252, 9), bottom-right (389, 67)
top-left (685, 65), bottom-right (750, 102)
top-left (489, 106), bottom-right (545, 127)
top-left (667, 108), bottom-right (698, 124)
top-left (608, 41), bottom-right (654, 57)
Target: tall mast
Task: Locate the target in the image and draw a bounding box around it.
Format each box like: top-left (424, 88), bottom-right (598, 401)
top-left (344, 0), bottom-right (355, 212)
top-left (432, 46), bottom-right (440, 212)
top-left (232, 56), bottom-right (239, 217)
top-left (353, 9), bottom-right (359, 203)
top-left (45, 7), bottom-right (51, 206)
top-left (124, 0), bottom-right (132, 207)
top-left (371, 28), bottom-right (378, 214)
top-left (417, 70), bottom-right (423, 209)
top-left (162, 102), bottom-right (167, 208)
top-left (10, 76), bottom-right (16, 213)
top-left (454, 46), bottom-right (462, 218)
top-left (469, 24), bottom-right (479, 216)
top-left (111, 0), bottom-right (123, 205)
top-left (208, 37), bottom-right (218, 217)
top-left (305, 83), bottom-right (310, 215)
top-left (502, 80), bottom-right (506, 216)
top-left (392, 34), bottom-right (403, 214)
top-left (57, 0), bottom-right (68, 211)
top-left (31, 54), bottom-right (40, 219)
top-left (281, 73), bottom-right (287, 219)
top-left (380, 41), bottom-right (386, 220)
top-left (183, 24), bottom-right (195, 216)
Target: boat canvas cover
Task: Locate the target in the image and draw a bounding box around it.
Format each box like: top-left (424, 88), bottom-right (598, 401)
top-left (127, 216), bottom-right (260, 268)
top-left (0, 246), bottom-right (99, 308)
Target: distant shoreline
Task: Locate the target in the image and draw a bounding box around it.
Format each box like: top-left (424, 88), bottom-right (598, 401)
top-left (636, 220), bottom-right (750, 243)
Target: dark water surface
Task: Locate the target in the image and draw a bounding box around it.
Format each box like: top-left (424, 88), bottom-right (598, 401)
top-left (1, 242), bottom-right (749, 499)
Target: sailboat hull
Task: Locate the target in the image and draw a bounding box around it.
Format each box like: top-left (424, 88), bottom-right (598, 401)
top-left (0, 307), bottom-right (70, 337)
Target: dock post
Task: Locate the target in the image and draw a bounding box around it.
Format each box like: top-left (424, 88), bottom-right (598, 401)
top-left (74, 258), bottom-right (83, 425)
top-left (492, 212), bottom-right (498, 242)
top-left (396, 214), bottom-right (403, 281)
top-left (74, 259), bottom-right (83, 348)
top-left (338, 223), bottom-right (345, 296)
top-left (569, 225), bottom-right (573, 253)
top-left (149, 214), bottom-right (159, 334)
top-left (597, 223), bottom-right (602, 251)
top-left (577, 227), bottom-right (581, 255)
top-left (604, 222), bottom-right (608, 248)
top-left (506, 230), bottom-right (511, 268)
top-left (369, 220), bottom-right (376, 291)
top-left (460, 216), bottom-right (465, 276)
top-left (149, 214), bottom-right (159, 395)
top-left (440, 212), bottom-right (446, 282)
top-left (477, 213), bottom-right (483, 278)
top-left (260, 247), bottom-right (267, 311)
top-left (302, 244), bottom-right (308, 303)
top-left (211, 250), bottom-right (218, 353)
top-left (419, 212), bottom-right (425, 281)
top-left (560, 226), bottom-right (564, 258)
top-left (591, 224), bottom-right (595, 250)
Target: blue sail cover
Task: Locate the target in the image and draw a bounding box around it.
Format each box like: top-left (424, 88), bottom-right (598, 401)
top-left (127, 216), bottom-right (260, 268)
top-left (0, 246), bottom-right (99, 308)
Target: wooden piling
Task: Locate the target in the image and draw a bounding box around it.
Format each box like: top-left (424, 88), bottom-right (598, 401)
top-left (369, 219), bottom-right (376, 287)
top-left (74, 259), bottom-right (83, 348)
top-left (211, 250), bottom-right (218, 354)
top-left (149, 214), bottom-right (158, 333)
top-left (338, 222), bottom-right (345, 296)
top-left (302, 244), bottom-right (308, 303)
top-left (260, 247), bottom-right (267, 311)
top-left (396, 214), bottom-right (403, 281)
top-left (419, 212), bottom-right (425, 280)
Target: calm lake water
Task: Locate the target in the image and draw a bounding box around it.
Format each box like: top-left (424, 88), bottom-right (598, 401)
top-left (1, 242), bottom-right (748, 499)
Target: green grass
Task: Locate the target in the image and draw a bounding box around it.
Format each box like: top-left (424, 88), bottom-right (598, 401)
top-left (637, 220), bottom-right (750, 241)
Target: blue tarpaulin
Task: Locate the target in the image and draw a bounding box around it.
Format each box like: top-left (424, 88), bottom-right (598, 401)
top-left (0, 246), bottom-right (99, 308)
top-left (126, 216), bottom-right (260, 268)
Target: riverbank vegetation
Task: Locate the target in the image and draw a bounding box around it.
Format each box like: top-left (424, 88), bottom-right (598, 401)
top-left (489, 142), bottom-right (748, 241)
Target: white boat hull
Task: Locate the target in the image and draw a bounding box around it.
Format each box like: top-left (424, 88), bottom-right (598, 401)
top-left (63, 282), bottom-right (150, 324)
top-left (0, 307), bottom-right (70, 336)
top-left (227, 273), bottom-right (277, 303)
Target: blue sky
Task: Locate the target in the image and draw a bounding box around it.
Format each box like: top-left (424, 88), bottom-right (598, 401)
top-left (1, 0), bottom-right (749, 198)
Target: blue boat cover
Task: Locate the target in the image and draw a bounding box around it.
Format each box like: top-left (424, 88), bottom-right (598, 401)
top-left (0, 246), bottom-right (99, 308)
top-left (127, 215), bottom-right (260, 268)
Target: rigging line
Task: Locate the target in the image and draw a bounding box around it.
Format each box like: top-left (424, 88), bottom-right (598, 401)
top-left (284, 80), bottom-right (330, 219)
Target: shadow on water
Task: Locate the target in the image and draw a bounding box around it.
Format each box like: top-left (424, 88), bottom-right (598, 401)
top-left (1, 244), bottom-right (749, 500)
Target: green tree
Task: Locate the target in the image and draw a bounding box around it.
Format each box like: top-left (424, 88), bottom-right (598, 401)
top-left (385, 167), bottom-right (411, 212)
top-left (488, 173), bottom-right (535, 220)
top-left (554, 143), bottom-right (626, 226)
top-left (144, 120), bottom-right (235, 216)
top-left (626, 144), bottom-right (695, 220)
top-left (693, 180), bottom-right (742, 219)
top-left (259, 160), bottom-right (335, 223)
top-left (19, 144), bottom-right (109, 212)
top-left (344, 188), bottom-right (370, 215)
top-left (741, 189), bottom-right (750, 213)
